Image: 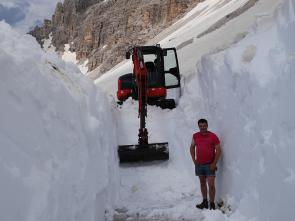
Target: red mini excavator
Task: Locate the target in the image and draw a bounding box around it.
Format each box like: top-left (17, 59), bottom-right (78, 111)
top-left (117, 45), bottom-right (181, 163)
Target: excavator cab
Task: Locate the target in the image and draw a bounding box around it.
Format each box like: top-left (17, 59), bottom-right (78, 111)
top-left (117, 45), bottom-right (180, 109)
top-left (117, 45), bottom-right (181, 163)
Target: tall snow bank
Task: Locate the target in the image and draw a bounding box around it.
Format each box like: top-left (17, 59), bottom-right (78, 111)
top-left (0, 21), bottom-right (118, 221)
top-left (180, 0), bottom-right (295, 220)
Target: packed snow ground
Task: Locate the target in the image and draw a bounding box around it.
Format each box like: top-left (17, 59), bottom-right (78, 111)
top-left (0, 22), bottom-right (118, 221)
top-left (96, 0), bottom-right (295, 220)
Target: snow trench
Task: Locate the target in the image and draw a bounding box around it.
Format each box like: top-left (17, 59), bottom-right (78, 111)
top-left (1, 0), bottom-right (295, 220)
top-left (112, 0), bottom-right (295, 220)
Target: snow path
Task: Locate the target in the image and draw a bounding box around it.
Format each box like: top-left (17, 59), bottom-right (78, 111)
top-left (114, 101), bottom-right (202, 220)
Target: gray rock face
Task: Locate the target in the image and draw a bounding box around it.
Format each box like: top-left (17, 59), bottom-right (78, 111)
top-left (30, 0), bottom-right (203, 79)
top-left (29, 19), bottom-right (52, 47)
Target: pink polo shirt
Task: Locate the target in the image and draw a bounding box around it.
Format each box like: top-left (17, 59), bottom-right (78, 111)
top-left (193, 131), bottom-right (220, 164)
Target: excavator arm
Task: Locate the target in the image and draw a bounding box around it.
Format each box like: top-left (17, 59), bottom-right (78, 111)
top-left (117, 46), bottom-right (169, 163)
top-left (132, 47), bottom-right (149, 145)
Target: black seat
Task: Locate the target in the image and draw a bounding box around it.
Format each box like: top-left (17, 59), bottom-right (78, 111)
top-left (145, 62), bottom-right (156, 73)
top-left (145, 62), bottom-right (159, 87)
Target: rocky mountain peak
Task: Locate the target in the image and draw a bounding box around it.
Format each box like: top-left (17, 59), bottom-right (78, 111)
top-left (30, 0), bottom-right (203, 79)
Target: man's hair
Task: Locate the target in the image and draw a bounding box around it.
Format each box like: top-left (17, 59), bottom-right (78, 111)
top-left (198, 118), bottom-right (208, 125)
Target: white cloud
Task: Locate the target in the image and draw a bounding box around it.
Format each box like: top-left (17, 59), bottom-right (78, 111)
top-left (0, 0), bottom-right (61, 32)
top-left (0, 4), bottom-right (26, 25)
top-left (0, 0), bottom-right (21, 8)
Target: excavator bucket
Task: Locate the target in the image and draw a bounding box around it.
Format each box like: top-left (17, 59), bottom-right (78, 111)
top-left (118, 142), bottom-right (169, 163)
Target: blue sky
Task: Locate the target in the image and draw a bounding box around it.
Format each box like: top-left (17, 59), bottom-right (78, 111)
top-left (0, 0), bottom-right (60, 32)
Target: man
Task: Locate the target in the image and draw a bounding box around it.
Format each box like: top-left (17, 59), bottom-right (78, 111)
top-left (190, 119), bottom-right (221, 210)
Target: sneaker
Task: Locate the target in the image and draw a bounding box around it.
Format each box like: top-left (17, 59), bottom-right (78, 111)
top-left (210, 202), bottom-right (216, 210)
top-left (196, 199), bottom-right (208, 209)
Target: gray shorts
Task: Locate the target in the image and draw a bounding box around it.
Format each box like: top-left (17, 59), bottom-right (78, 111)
top-left (195, 164), bottom-right (216, 177)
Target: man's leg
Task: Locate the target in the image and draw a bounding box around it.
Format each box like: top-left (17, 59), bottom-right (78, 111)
top-left (207, 176), bottom-right (215, 203)
top-left (196, 176), bottom-right (208, 209)
top-left (199, 176), bottom-right (207, 200)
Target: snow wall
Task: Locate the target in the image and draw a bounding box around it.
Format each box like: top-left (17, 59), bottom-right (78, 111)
top-left (179, 0), bottom-right (295, 220)
top-left (0, 22), bottom-right (118, 221)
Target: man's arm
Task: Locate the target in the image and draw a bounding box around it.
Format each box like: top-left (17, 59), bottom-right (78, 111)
top-left (210, 144), bottom-right (221, 171)
top-left (190, 138), bottom-right (197, 164)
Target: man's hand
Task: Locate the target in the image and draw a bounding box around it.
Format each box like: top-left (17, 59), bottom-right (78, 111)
top-left (210, 144), bottom-right (221, 171)
top-left (209, 163), bottom-right (217, 171)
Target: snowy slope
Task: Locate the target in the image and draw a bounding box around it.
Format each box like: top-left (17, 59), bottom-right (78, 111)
top-left (0, 22), bottom-right (118, 221)
top-left (95, 0), bottom-right (295, 220)
top-left (95, 0), bottom-right (280, 95)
